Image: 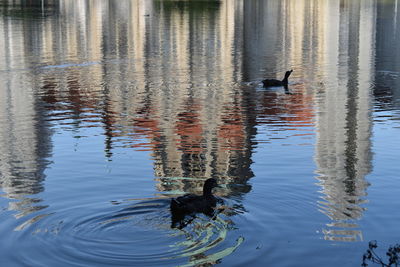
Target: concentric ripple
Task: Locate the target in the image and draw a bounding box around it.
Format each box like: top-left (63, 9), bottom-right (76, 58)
top-left (12, 198), bottom-right (243, 266)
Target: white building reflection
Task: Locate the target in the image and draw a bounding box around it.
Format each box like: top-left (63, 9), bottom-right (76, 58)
top-left (314, 0), bottom-right (375, 241)
top-left (242, 0), bottom-right (375, 241)
top-left (0, 2), bottom-right (53, 217)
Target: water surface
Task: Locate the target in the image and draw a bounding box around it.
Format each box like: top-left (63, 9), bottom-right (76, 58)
top-left (0, 0), bottom-right (400, 266)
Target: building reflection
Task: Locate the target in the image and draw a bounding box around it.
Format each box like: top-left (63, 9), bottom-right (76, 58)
top-left (1, 0), bottom-right (391, 245)
top-left (10, 0), bottom-right (256, 199)
top-left (313, 0), bottom-right (375, 241)
top-left (148, 1), bottom-right (253, 196)
top-left (242, 0), bottom-right (374, 241)
top-left (10, 0), bottom-right (314, 202)
top-left (0, 1), bottom-right (55, 217)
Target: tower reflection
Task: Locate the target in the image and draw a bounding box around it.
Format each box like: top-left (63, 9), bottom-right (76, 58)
top-left (0, 1), bottom-right (55, 217)
top-left (314, 0), bottom-right (375, 241)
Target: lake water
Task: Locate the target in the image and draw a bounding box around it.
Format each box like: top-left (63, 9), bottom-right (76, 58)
top-left (0, 0), bottom-right (399, 266)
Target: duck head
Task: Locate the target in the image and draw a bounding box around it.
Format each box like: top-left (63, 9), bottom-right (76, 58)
top-left (203, 178), bottom-right (219, 197)
top-left (284, 69), bottom-right (293, 79)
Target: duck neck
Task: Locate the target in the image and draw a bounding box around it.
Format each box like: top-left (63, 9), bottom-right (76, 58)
top-left (203, 185), bottom-right (213, 197)
top-left (282, 71), bottom-right (292, 85)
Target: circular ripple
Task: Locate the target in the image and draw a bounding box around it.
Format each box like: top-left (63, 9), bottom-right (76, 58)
top-left (14, 198), bottom-right (243, 266)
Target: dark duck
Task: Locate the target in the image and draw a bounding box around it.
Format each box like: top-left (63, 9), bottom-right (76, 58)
top-left (170, 178), bottom-right (221, 229)
top-left (262, 70), bottom-right (293, 88)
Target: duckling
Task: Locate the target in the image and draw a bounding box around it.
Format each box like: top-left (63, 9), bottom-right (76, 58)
top-left (170, 178), bottom-right (220, 229)
top-left (262, 70), bottom-right (293, 87)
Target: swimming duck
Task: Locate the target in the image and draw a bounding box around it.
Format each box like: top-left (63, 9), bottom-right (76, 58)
top-left (170, 178), bottom-right (220, 228)
top-left (262, 70), bottom-right (293, 87)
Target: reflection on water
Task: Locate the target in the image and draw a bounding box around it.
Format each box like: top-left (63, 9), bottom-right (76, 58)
top-left (314, 0), bottom-right (376, 241)
top-left (375, 1), bottom-right (400, 111)
top-left (10, 197), bottom-right (243, 266)
top-left (0, 0), bottom-right (400, 266)
top-left (242, 0), bottom-right (376, 241)
top-left (0, 57), bottom-right (53, 218)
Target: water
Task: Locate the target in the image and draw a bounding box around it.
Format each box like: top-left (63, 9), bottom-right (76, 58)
top-left (0, 0), bottom-right (399, 266)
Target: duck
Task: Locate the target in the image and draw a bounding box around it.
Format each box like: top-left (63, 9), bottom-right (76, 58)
top-left (262, 69), bottom-right (293, 87)
top-left (170, 178), bottom-right (220, 229)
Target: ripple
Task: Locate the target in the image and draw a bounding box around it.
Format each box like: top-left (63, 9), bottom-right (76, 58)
top-left (13, 198), bottom-right (243, 266)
